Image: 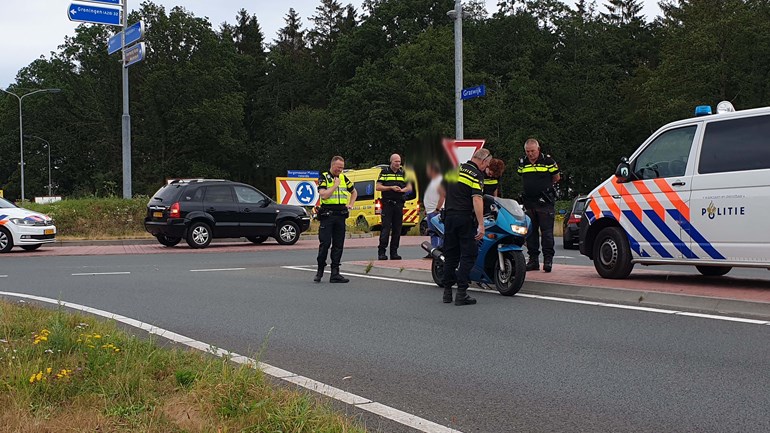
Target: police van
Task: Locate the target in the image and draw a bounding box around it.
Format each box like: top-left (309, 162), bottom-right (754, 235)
top-left (344, 165), bottom-right (420, 234)
top-left (580, 101), bottom-right (770, 278)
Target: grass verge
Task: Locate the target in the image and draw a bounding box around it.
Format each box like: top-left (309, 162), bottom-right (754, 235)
top-left (0, 299), bottom-right (365, 432)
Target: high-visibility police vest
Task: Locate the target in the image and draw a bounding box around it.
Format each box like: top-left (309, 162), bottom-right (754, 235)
top-left (319, 172), bottom-right (353, 206)
top-left (377, 167), bottom-right (409, 202)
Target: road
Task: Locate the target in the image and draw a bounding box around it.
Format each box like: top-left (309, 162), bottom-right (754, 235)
top-left (1, 247), bottom-right (769, 432)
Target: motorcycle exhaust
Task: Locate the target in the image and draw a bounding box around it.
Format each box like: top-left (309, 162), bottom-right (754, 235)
top-left (421, 241), bottom-right (444, 261)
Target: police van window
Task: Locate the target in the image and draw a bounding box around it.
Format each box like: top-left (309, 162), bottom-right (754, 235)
top-left (354, 181), bottom-right (375, 201)
top-left (699, 115), bottom-right (770, 174)
top-left (633, 126), bottom-right (696, 180)
top-left (234, 186), bottom-right (266, 204)
top-left (204, 185), bottom-right (235, 203)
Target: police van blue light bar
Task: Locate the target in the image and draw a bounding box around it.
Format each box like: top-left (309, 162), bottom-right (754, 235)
top-left (694, 105), bottom-right (712, 116)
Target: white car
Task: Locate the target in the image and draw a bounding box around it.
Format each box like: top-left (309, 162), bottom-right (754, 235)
top-left (0, 197), bottom-right (56, 253)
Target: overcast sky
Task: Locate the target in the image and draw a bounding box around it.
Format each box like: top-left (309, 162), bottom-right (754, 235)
top-left (0, 1), bottom-right (662, 88)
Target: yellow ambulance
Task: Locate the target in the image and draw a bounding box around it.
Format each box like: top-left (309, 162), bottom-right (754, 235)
top-left (344, 165), bottom-right (421, 234)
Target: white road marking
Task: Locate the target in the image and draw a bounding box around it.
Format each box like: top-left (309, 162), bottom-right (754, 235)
top-left (71, 272), bottom-right (131, 276)
top-left (282, 266), bottom-right (770, 326)
top-left (0, 291), bottom-right (463, 433)
top-left (0, 275), bottom-right (7, 278)
top-left (190, 268), bottom-right (246, 272)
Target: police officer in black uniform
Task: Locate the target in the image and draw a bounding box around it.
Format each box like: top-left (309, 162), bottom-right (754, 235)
top-left (376, 153), bottom-right (412, 260)
top-left (315, 156), bottom-right (358, 283)
top-left (441, 148), bottom-right (492, 306)
top-left (516, 138), bottom-right (560, 273)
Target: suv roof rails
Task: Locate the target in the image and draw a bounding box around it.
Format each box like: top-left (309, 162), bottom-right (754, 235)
top-left (167, 178), bottom-right (226, 184)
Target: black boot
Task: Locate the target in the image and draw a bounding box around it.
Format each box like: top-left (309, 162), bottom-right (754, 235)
top-left (442, 288), bottom-right (453, 303)
top-left (329, 267), bottom-right (349, 283)
top-left (313, 265), bottom-right (325, 283)
top-left (454, 289), bottom-right (477, 306)
top-left (543, 259), bottom-right (552, 273)
top-left (526, 259), bottom-right (539, 271)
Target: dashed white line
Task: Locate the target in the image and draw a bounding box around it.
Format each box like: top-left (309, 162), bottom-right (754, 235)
top-left (190, 268), bottom-right (246, 272)
top-left (0, 275), bottom-right (7, 278)
top-left (71, 272), bottom-right (131, 276)
top-left (0, 291), bottom-right (463, 433)
top-left (282, 266), bottom-right (770, 326)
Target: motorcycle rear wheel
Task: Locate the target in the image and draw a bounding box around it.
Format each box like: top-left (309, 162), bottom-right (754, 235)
top-left (495, 251), bottom-right (526, 296)
top-left (431, 257), bottom-right (444, 287)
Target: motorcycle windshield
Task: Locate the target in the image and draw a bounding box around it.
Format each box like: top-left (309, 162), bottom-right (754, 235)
top-left (495, 198), bottom-right (525, 219)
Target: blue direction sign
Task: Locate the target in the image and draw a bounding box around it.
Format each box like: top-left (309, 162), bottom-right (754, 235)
top-left (68, 3), bottom-right (121, 26)
top-left (461, 84), bottom-right (486, 100)
top-left (288, 170), bottom-right (320, 179)
top-left (123, 42), bottom-right (145, 67)
top-left (108, 21), bottom-right (144, 55)
top-left (295, 182), bottom-right (317, 205)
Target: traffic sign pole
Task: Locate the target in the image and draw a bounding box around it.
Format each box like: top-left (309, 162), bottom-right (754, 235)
top-left (121, 0), bottom-right (132, 198)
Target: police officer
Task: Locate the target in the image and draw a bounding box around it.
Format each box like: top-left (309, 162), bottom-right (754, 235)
top-left (441, 148), bottom-right (491, 306)
top-left (315, 156), bottom-right (358, 283)
top-left (376, 153), bottom-right (412, 260)
top-left (516, 138), bottom-right (560, 273)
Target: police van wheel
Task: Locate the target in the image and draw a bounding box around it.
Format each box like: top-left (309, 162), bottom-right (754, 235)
top-left (431, 257), bottom-right (444, 287)
top-left (247, 236), bottom-right (268, 244)
top-left (696, 266), bottom-right (731, 277)
top-left (356, 216), bottom-right (369, 231)
top-left (156, 235), bottom-right (181, 247)
top-left (21, 244), bottom-right (42, 251)
top-left (495, 251), bottom-right (526, 296)
top-left (275, 221), bottom-right (299, 245)
top-left (0, 227), bottom-right (13, 253)
top-left (593, 227), bottom-right (633, 279)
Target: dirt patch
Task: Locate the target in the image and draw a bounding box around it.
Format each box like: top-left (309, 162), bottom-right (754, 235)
top-left (160, 393), bottom-right (207, 432)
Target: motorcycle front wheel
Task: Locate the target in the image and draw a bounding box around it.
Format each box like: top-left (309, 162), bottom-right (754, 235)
top-left (431, 257), bottom-right (444, 287)
top-left (495, 251), bottom-right (526, 296)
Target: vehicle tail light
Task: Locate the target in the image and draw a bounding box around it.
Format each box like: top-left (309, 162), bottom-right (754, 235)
top-left (375, 199), bottom-right (382, 215)
top-left (169, 202), bottom-right (181, 218)
top-left (567, 214), bottom-right (582, 225)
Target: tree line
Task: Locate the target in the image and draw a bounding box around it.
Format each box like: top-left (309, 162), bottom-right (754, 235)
top-left (2, 0), bottom-right (769, 201)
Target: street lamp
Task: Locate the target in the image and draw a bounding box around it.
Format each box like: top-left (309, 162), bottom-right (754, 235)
top-left (24, 135), bottom-right (52, 197)
top-left (0, 87), bottom-right (61, 202)
top-left (448, 0), bottom-right (465, 139)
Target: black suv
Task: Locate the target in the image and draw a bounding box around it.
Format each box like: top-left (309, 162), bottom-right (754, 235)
top-left (144, 179), bottom-right (311, 248)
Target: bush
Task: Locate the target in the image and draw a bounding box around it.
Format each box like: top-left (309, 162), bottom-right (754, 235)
top-left (23, 198), bottom-right (149, 239)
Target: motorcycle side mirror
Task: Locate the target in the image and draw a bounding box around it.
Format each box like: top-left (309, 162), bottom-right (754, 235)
top-left (615, 158), bottom-right (632, 183)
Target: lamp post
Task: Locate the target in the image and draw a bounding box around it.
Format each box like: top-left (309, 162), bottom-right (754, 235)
top-left (447, 0), bottom-right (464, 139)
top-left (0, 88), bottom-right (61, 202)
top-left (24, 135), bottom-right (52, 197)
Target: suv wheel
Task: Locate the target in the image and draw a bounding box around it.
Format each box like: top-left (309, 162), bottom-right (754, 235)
top-left (186, 222), bottom-right (212, 249)
top-left (275, 220), bottom-right (300, 245)
top-left (156, 235), bottom-right (181, 247)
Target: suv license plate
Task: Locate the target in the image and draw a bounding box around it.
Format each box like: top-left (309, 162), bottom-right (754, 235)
top-left (153, 212), bottom-right (163, 218)
top-left (44, 229), bottom-right (54, 235)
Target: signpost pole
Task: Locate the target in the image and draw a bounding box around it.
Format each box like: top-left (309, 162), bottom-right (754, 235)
top-left (452, 0), bottom-right (464, 140)
top-left (121, 0), bottom-right (132, 198)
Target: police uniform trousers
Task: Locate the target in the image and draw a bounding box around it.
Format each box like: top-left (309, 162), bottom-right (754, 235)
top-left (441, 212), bottom-right (478, 292)
top-left (524, 202), bottom-right (555, 263)
top-left (378, 200), bottom-right (404, 255)
top-left (317, 212), bottom-right (347, 268)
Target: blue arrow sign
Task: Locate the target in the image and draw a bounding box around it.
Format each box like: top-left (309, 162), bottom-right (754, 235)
top-left (68, 3), bottom-right (121, 26)
top-left (461, 84), bottom-right (486, 100)
top-left (108, 21), bottom-right (144, 55)
top-left (123, 42), bottom-right (145, 67)
top-left (295, 182), bottom-right (317, 205)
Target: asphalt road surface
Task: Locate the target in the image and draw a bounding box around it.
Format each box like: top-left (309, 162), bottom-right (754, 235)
top-left (2, 248), bottom-right (769, 432)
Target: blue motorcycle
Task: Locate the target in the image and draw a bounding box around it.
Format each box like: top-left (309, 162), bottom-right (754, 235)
top-left (421, 196), bottom-right (531, 296)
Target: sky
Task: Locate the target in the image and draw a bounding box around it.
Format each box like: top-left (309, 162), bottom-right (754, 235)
top-left (0, 1), bottom-right (662, 88)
